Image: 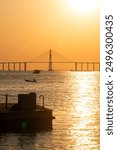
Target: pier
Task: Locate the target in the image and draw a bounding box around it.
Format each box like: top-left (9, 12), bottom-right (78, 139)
top-left (0, 50), bottom-right (100, 71)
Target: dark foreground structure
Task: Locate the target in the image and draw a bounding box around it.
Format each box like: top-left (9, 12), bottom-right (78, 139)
top-left (0, 93), bottom-right (54, 133)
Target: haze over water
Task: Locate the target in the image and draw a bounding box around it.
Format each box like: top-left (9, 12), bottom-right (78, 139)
top-left (0, 71), bottom-right (100, 150)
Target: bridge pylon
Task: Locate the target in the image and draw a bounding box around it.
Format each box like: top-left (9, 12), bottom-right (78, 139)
top-left (48, 49), bottom-right (53, 71)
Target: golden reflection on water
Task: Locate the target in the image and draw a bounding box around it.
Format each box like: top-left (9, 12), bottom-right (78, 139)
top-left (0, 71), bottom-right (100, 150)
top-left (67, 72), bottom-right (100, 149)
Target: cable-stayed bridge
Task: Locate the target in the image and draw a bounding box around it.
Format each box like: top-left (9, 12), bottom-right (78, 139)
top-left (0, 49), bottom-right (100, 71)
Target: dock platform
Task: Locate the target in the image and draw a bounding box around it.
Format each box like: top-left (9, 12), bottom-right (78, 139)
top-left (0, 93), bottom-right (54, 133)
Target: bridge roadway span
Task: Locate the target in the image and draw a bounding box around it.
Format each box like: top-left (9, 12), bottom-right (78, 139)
top-left (0, 61), bottom-right (100, 71)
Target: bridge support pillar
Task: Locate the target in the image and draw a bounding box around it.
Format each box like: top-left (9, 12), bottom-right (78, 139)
top-left (24, 62), bottom-right (27, 71)
top-left (87, 63), bottom-right (89, 71)
top-left (75, 62), bottom-right (77, 71)
top-left (2, 63), bottom-right (5, 71)
top-left (81, 63), bottom-right (83, 71)
top-left (93, 63), bottom-right (95, 71)
top-left (13, 62), bottom-right (16, 71)
top-left (19, 63), bottom-right (21, 71)
top-left (8, 63), bottom-right (10, 71)
top-left (48, 49), bottom-right (53, 71)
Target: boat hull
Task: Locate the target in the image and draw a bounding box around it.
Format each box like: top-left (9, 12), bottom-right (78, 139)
top-left (0, 110), bottom-right (53, 133)
top-left (0, 93), bottom-right (54, 133)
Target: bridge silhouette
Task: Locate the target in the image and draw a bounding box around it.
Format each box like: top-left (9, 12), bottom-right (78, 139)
top-left (0, 49), bottom-right (100, 71)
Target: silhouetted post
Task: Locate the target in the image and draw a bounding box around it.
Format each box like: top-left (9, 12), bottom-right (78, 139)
top-left (8, 63), bottom-right (10, 71)
top-left (5, 94), bottom-right (8, 110)
top-left (19, 62), bottom-right (21, 71)
top-left (75, 62), bottom-right (77, 71)
top-left (24, 62), bottom-right (27, 71)
top-left (99, 63), bottom-right (100, 71)
top-left (48, 49), bottom-right (53, 71)
top-left (81, 63), bottom-right (83, 71)
top-left (87, 63), bottom-right (89, 71)
top-left (13, 62), bottom-right (15, 71)
top-left (2, 63), bottom-right (5, 71)
top-left (93, 63), bottom-right (95, 71)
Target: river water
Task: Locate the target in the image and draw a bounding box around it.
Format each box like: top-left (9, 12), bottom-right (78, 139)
top-left (0, 71), bottom-right (100, 150)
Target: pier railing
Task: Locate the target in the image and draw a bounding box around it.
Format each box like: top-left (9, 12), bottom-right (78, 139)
top-left (0, 93), bottom-right (45, 111)
top-left (0, 94), bottom-right (17, 111)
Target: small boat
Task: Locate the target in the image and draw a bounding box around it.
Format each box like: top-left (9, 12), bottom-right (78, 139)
top-left (24, 79), bottom-right (37, 82)
top-left (32, 70), bottom-right (40, 74)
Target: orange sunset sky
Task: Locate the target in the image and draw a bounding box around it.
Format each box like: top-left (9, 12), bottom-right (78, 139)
top-left (0, 0), bottom-right (99, 62)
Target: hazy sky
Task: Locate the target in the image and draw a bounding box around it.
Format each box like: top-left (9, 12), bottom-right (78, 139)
top-left (0, 0), bottom-right (99, 62)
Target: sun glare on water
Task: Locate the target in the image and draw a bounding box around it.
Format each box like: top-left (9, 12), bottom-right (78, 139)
top-left (68, 0), bottom-right (98, 15)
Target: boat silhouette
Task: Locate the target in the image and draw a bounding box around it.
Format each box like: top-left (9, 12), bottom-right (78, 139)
top-left (32, 70), bottom-right (40, 74)
top-left (24, 79), bottom-right (37, 82)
